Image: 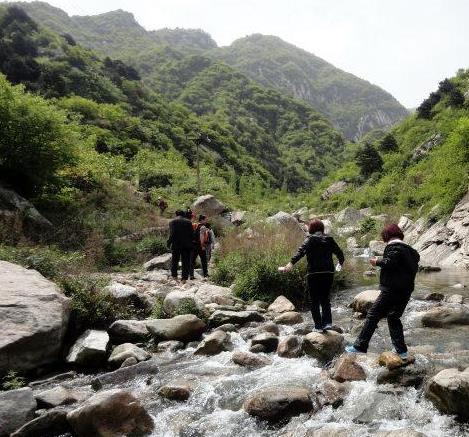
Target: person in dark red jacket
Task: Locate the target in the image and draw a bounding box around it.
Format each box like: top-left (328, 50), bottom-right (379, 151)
top-left (346, 224), bottom-right (420, 359)
top-left (280, 219), bottom-right (344, 332)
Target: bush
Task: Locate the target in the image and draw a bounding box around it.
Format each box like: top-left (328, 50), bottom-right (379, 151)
top-left (150, 296), bottom-right (166, 319)
top-left (2, 370), bottom-right (26, 391)
top-left (136, 235), bottom-right (167, 256)
top-left (355, 144), bottom-right (383, 178)
top-left (379, 133), bottom-right (398, 152)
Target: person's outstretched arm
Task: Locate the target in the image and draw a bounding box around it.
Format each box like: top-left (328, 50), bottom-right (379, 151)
top-left (375, 245), bottom-right (400, 269)
top-left (332, 239), bottom-right (345, 265)
top-left (279, 236), bottom-right (311, 272)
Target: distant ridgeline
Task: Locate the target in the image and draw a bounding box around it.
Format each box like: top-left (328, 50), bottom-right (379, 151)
top-left (13, 2), bottom-right (407, 140)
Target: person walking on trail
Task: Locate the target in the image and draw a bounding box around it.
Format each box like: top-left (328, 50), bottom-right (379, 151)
top-left (205, 223), bottom-right (216, 262)
top-left (346, 224), bottom-right (420, 359)
top-left (156, 197), bottom-right (168, 215)
top-left (167, 210), bottom-right (193, 283)
top-left (190, 214), bottom-right (210, 279)
top-left (279, 219), bottom-right (344, 332)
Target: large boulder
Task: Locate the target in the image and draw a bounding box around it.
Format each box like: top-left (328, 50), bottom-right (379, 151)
top-left (425, 367), bottom-right (469, 420)
top-left (163, 290), bottom-right (205, 317)
top-left (103, 282), bottom-right (138, 302)
top-left (35, 386), bottom-right (92, 409)
top-left (378, 351), bottom-right (415, 370)
top-left (192, 195), bottom-right (227, 217)
top-left (243, 388), bottom-right (313, 423)
top-left (335, 207), bottom-right (365, 224)
top-left (251, 333), bottom-right (279, 353)
top-left (194, 330), bottom-right (230, 355)
top-left (195, 283), bottom-right (233, 305)
top-left (0, 261), bottom-right (70, 373)
top-left (67, 389), bottom-right (154, 436)
top-left (268, 295), bottom-right (296, 313)
top-left (331, 355), bottom-right (366, 382)
top-left (10, 409), bottom-right (70, 437)
top-left (274, 311), bottom-right (303, 325)
top-left (303, 331), bottom-right (344, 362)
top-left (146, 314), bottom-right (206, 342)
top-left (369, 240), bottom-right (386, 256)
top-left (0, 388), bottom-right (36, 437)
top-left (277, 335), bottom-right (303, 358)
top-left (108, 343), bottom-right (150, 366)
top-left (421, 306), bottom-right (469, 328)
top-left (321, 181), bottom-right (348, 201)
top-left (351, 289), bottom-right (380, 314)
top-left (232, 350), bottom-right (272, 368)
top-left (209, 310), bottom-right (265, 327)
top-left (266, 212), bottom-right (305, 237)
top-left (143, 253), bottom-right (172, 271)
top-left (108, 320), bottom-right (150, 344)
top-left (66, 330), bottom-right (109, 365)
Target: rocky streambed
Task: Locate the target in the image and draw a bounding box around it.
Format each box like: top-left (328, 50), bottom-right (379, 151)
top-left (1, 259), bottom-right (469, 437)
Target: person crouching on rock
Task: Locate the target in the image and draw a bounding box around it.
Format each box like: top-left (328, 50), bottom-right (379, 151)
top-left (167, 210), bottom-right (194, 283)
top-left (346, 224), bottom-right (420, 359)
top-left (279, 219), bottom-right (344, 332)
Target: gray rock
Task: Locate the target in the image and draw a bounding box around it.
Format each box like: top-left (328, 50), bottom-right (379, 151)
top-left (303, 331), bottom-right (344, 362)
top-left (35, 386), bottom-right (91, 409)
top-left (425, 367), bottom-right (469, 420)
top-left (277, 335), bottom-right (303, 358)
top-left (120, 357), bottom-right (138, 368)
top-left (243, 388), bottom-right (313, 423)
top-left (0, 388), bottom-right (36, 436)
top-left (249, 344), bottom-right (267, 353)
top-left (266, 212), bottom-right (306, 237)
top-left (209, 310), bottom-right (265, 327)
top-left (331, 355), bottom-right (366, 382)
top-left (351, 289), bottom-right (380, 314)
top-left (424, 292), bottom-right (444, 302)
top-left (108, 343), bottom-right (150, 366)
top-left (66, 330), bottom-right (109, 365)
top-left (231, 210), bottom-right (247, 226)
top-left (251, 333), bottom-right (279, 353)
top-left (274, 311), bottom-right (303, 325)
top-left (194, 330), bottom-right (230, 355)
top-left (67, 389), bottom-right (154, 437)
top-left (163, 290), bottom-right (205, 316)
top-left (0, 261), bottom-right (70, 373)
top-left (91, 359), bottom-right (159, 390)
top-left (369, 240), bottom-right (386, 256)
top-left (146, 314), bottom-right (206, 342)
top-left (321, 181), bottom-right (348, 201)
top-left (192, 194), bottom-right (227, 217)
top-left (335, 207), bottom-right (365, 224)
top-left (156, 340), bottom-right (184, 353)
top-left (421, 306), bottom-right (469, 327)
top-left (10, 409), bottom-right (70, 437)
top-left (315, 377), bottom-right (349, 409)
top-left (412, 132), bottom-right (443, 162)
top-left (144, 253), bottom-right (172, 271)
top-left (214, 323), bottom-right (237, 332)
top-left (260, 322), bottom-right (280, 335)
top-left (158, 384), bottom-right (191, 401)
top-left (268, 295), bottom-right (296, 313)
top-left (232, 350), bottom-right (272, 368)
top-left (195, 283), bottom-right (233, 304)
top-left (108, 320), bottom-right (150, 344)
top-left (103, 282), bottom-right (137, 301)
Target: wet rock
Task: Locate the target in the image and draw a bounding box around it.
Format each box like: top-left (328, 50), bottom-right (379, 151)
top-left (351, 289), bottom-right (380, 314)
top-left (120, 357), bottom-right (138, 368)
top-left (146, 314), bottom-right (206, 342)
top-left (252, 300), bottom-right (269, 310)
top-left (232, 350), bottom-right (272, 368)
top-left (108, 343), bottom-right (150, 366)
top-left (369, 240), bottom-right (386, 256)
top-left (209, 310), bottom-right (265, 327)
top-left (304, 426), bottom-right (349, 436)
top-left (103, 282), bottom-right (137, 301)
top-left (91, 359), bottom-right (159, 390)
top-left (277, 335), bottom-right (303, 358)
top-left (260, 322), bottom-right (280, 335)
top-left (29, 371), bottom-right (77, 388)
top-left (303, 331), bottom-right (344, 362)
top-left (373, 430), bottom-right (426, 437)
top-left (67, 389), bottom-right (154, 436)
top-left (156, 340), bottom-right (184, 353)
top-left (0, 388), bottom-right (36, 436)
top-left (315, 377), bottom-right (349, 409)
top-left (378, 351), bottom-right (416, 370)
top-left (274, 311), bottom-right (303, 325)
top-left (331, 355), bottom-right (366, 382)
top-left (214, 323), bottom-right (237, 332)
top-left (163, 290), bottom-right (205, 317)
top-left (108, 319), bottom-right (150, 344)
top-left (251, 333), bottom-right (279, 353)
top-left (425, 367), bottom-right (469, 420)
top-left (10, 409), bottom-right (71, 437)
top-left (66, 330), bottom-right (109, 365)
top-left (194, 330), bottom-right (230, 355)
top-left (0, 261), bottom-right (70, 374)
top-left (377, 355), bottom-right (432, 388)
top-left (335, 207), bottom-right (365, 224)
top-left (424, 292), bottom-right (445, 301)
top-left (192, 194), bottom-right (227, 217)
top-left (321, 181), bottom-right (348, 201)
top-left (268, 296), bottom-right (296, 313)
top-left (445, 294), bottom-right (464, 304)
top-left (243, 388), bottom-right (313, 423)
top-left (35, 386), bottom-right (91, 409)
top-left (249, 344), bottom-right (267, 353)
top-left (421, 306), bottom-right (469, 327)
top-left (158, 384), bottom-right (191, 401)
top-left (144, 253), bottom-right (172, 271)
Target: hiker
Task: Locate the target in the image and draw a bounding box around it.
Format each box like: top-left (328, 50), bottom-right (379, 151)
top-left (156, 197), bottom-right (168, 215)
top-left (279, 219), bottom-right (344, 332)
top-left (205, 223), bottom-right (216, 262)
top-left (167, 210), bottom-right (193, 283)
top-left (185, 207), bottom-right (194, 221)
top-left (346, 224), bottom-right (420, 359)
top-left (190, 214), bottom-right (209, 279)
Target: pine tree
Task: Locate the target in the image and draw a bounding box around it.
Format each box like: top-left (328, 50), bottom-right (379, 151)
top-left (355, 143), bottom-right (383, 178)
top-left (379, 133), bottom-right (398, 152)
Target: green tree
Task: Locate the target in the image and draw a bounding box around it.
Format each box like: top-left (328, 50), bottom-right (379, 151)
top-left (355, 143), bottom-right (383, 178)
top-left (379, 133), bottom-right (398, 152)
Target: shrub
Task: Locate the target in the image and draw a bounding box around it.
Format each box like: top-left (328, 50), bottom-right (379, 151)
top-left (150, 296), bottom-right (166, 319)
top-left (2, 370), bottom-right (26, 391)
top-left (379, 133), bottom-right (398, 152)
top-left (136, 235), bottom-right (167, 256)
top-left (355, 144), bottom-right (383, 178)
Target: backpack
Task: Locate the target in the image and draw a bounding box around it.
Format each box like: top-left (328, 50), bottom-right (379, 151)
top-left (193, 223), bottom-right (210, 248)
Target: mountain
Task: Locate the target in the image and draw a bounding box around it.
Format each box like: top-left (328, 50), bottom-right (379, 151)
top-left (212, 34), bottom-right (408, 140)
top-left (14, 2), bottom-right (407, 139)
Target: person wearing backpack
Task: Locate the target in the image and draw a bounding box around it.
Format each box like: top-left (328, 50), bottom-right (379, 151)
top-left (190, 214), bottom-right (209, 279)
top-left (205, 223), bottom-right (216, 262)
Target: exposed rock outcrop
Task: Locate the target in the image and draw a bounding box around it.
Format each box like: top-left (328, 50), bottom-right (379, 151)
top-left (0, 388), bottom-right (36, 437)
top-left (192, 194), bottom-right (227, 217)
top-left (321, 181), bottom-right (348, 201)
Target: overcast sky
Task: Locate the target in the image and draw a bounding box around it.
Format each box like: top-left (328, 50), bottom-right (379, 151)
top-left (9, 0), bottom-right (469, 107)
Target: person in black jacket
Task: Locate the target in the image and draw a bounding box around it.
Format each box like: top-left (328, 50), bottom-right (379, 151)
top-left (346, 224), bottom-right (420, 359)
top-left (167, 210), bottom-right (194, 282)
top-left (280, 219), bottom-right (344, 331)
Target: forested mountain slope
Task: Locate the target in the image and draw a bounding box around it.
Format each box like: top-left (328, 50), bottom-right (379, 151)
top-left (15, 2), bottom-right (407, 140)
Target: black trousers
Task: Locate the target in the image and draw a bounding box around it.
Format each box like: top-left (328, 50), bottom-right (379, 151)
top-left (354, 290), bottom-right (411, 354)
top-left (190, 246), bottom-right (208, 278)
top-left (307, 273), bottom-right (334, 329)
top-left (171, 248), bottom-right (191, 280)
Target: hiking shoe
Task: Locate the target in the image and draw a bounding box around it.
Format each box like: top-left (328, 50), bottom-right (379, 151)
top-left (322, 324), bottom-right (333, 332)
top-left (393, 350), bottom-right (409, 360)
top-left (345, 345), bottom-right (366, 354)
